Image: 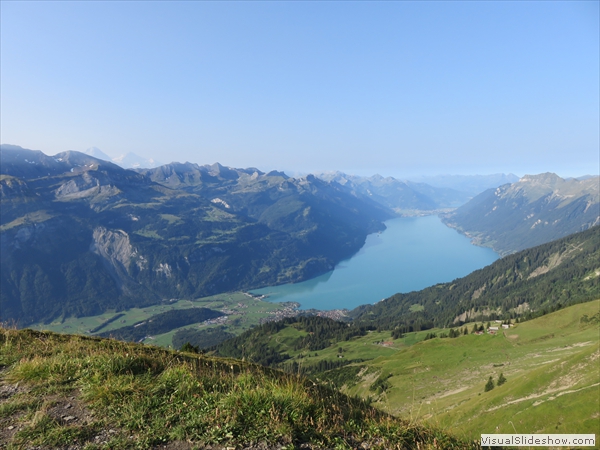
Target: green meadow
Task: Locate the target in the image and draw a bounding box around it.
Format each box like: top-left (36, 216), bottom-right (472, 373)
top-left (231, 300), bottom-right (599, 441)
top-left (0, 327), bottom-right (477, 450)
top-left (340, 300), bottom-right (600, 441)
top-left (28, 292), bottom-right (291, 348)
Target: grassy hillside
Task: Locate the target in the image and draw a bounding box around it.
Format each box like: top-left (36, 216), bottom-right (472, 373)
top-left (212, 301), bottom-right (599, 444)
top-left (333, 300), bottom-right (600, 441)
top-left (0, 328), bottom-right (478, 450)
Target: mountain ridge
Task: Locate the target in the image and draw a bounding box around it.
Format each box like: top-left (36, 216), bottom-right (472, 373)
top-left (441, 172), bottom-right (599, 255)
top-left (1, 146), bottom-right (391, 326)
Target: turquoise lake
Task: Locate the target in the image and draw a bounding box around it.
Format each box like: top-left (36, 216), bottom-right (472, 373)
top-left (250, 215), bottom-right (499, 311)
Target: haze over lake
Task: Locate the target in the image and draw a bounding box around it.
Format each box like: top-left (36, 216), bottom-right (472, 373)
top-left (251, 216), bottom-right (499, 310)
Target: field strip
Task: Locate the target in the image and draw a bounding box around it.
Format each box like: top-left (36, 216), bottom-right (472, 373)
top-left (486, 382), bottom-right (600, 412)
top-left (546, 341), bottom-right (594, 352)
top-left (438, 386), bottom-right (469, 398)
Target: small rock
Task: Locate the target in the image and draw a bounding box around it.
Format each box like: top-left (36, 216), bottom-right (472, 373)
top-left (109, 429), bottom-right (116, 434)
top-left (63, 415), bottom-right (75, 421)
top-left (7, 425), bottom-right (14, 430)
top-left (65, 403), bottom-right (72, 409)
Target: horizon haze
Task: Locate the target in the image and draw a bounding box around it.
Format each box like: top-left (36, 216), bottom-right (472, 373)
top-left (1, 1), bottom-right (598, 178)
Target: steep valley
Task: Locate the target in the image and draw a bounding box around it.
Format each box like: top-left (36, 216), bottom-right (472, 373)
top-left (1, 147), bottom-right (393, 326)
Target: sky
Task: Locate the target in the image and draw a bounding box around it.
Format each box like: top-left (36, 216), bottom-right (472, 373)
top-left (1, 1), bottom-right (598, 178)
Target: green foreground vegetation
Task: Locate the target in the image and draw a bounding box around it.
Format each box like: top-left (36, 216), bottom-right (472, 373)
top-left (216, 300), bottom-right (599, 444)
top-left (0, 327), bottom-right (478, 450)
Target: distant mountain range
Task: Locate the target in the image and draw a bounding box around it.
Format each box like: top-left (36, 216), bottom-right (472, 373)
top-left (441, 172), bottom-right (600, 255)
top-left (1, 146), bottom-right (392, 325)
top-left (83, 146), bottom-right (163, 169)
top-left (315, 172), bottom-right (528, 213)
top-left (407, 173), bottom-right (521, 197)
top-left (315, 171), bottom-right (469, 211)
top-left (2, 144), bottom-right (597, 327)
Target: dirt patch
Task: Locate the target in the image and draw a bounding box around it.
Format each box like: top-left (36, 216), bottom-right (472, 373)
top-left (0, 381), bottom-right (28, 400)
top-left (0, 419), bottom-right (20, 448)
top-left (0, 381), bottom-right (31, 446)
top-left (46, 391), bottom-right (94, 426)
top-left (438, 386), bottom-right (469, 399)
top-left (547, 341), bottom-right (594, 352)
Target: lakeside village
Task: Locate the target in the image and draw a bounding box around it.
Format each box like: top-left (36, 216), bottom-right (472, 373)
top-left (246, 292), bottom-right (350, 324)
top-left (173, 292), bottom-right (348, 325)
top-left (129, 293), bottom-right (350, 343)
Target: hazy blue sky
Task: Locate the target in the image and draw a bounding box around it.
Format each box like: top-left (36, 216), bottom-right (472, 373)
top-left (1, 1), bottom-right (598, 178)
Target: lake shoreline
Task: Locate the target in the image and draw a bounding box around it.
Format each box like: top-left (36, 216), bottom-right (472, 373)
top-left (250, 215), bottom-right (499, 311)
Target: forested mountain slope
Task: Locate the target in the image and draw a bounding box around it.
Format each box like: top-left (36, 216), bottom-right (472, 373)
top-left (351, 225), bottom-right (599, 331)
top-left (441, 172), bottom-right (599, 255)
top-left (1, 146), bottom-right (392, 326)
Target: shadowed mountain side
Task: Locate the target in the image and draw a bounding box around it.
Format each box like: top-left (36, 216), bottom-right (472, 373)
top-left (1, 147), bottom-right (392, 326)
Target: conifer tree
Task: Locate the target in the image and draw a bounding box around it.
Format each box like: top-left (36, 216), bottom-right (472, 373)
top-left (484, 376), bottom-right (495, 392)
top-left (497, 373), bottom-right (507, 386)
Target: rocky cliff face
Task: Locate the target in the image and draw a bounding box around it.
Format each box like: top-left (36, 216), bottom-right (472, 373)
top-left (54, 172), bottom-right (121, 201)
top-left (90, 227), bottom-right (148, 285)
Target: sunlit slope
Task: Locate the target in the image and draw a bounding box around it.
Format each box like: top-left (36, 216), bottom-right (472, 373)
top-left (0, 327), bottom-right (477, 450)
top-left (341, 300), bottom-right (599, 440)
top-left (441, 173), bottom-right (600, 255)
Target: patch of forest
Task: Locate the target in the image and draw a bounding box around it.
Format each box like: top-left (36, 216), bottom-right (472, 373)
top-left (172, 326), bottom-right (235, 350)
top-left (98, 308), bottom-right (224, 342)
top-left (214, 315), bottom-right (369, 367)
